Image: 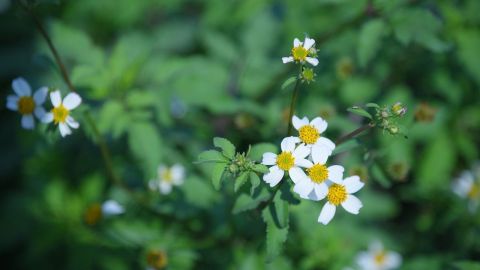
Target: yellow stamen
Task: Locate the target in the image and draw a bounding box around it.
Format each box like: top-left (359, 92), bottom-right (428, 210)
top-left (17, 96), bottom-right (35, 115)
top-left (147, 250), bottom-right (168, 269)
top-left (307, 164), bottom-right (328, 183)
top-left (276, 151), bottom-right (295, 171)
top-left (468, 184), bottom-right (479, 199)
top-left (374, 251), bottom-right (386, 265)
top-left (161, 169), bottom-right (173, 183)
top-left (52, 104), bottom-right (69, 124)
top-left (292, 46), bottom-right (308, 62)
top-left (327, 184), bottom-right (347, 206)
top-left (299, 125), bottom-right (320, 144)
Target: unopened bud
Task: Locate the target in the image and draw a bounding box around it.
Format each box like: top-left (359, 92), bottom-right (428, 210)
top-left (388, 125), bottom-right (399, 134)
top-left (392, 102), bottom-right (407, 116)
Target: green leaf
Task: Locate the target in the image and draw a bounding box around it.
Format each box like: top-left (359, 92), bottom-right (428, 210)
top-left (272, 191), bottom-right (289, 229)
top-left (249, 143), bottom-right (277, 161)
top-left (365, 102), bottom-right (380, 108)
top-left (347, 106), bottom-right (373, 119)
top-left (358, 19), bottom-right (386, 68)
top-left (371, 163), bottom-right (391, 188)
top-left (453, 261), bottom-right (480, 270)
top-left (281, 76), bottom-right (297, 91)
top-left (455, 30), bottom-right (480, 86)
top-left (232, 189), bottom-right (270, 214)
top-left (249, 172), bottom-right (261, 196)
top-left (197, 150), bottom-right (229, 163)
top-left (332, 139), bottom-right (360, 155)
top-left (213, 137), bottom-right (236, 159)
top-left (234, 172), bottom-right (249, 192)
top-left (252, 164), bottom-right (269, 174)
top-left (128, 122), bottom-right (162, 175)
top-left (262, 206), bottom-right (289, 263)
top-left (211, 163), bottom-right (227, 190)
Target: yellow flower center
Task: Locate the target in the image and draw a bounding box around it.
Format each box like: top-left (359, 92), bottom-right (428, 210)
top-left (292, 45), bottom-right (308, 62)
top-left (307, 164), bottom-right (328, 183)
top-left (327, 184), bottom-right (347, 206)
top-left (161, 169), bottom-right (173, 183)
top-left (374, 251), bottom-right (386, 265)
top-left (147, 250), bottom-right (168, 269)
top-left (51, 105), bottom-right (69, 124)
top-left (468, 184), bottom-right (479, 199)
top-left (276, 151), bottom-right (295, 171)
top-left (299, 125), bottom-right (320, 144)
top-left (17, 96), bottom-right (35, 115)
top-left (84, 203), bottom-right (102, 226)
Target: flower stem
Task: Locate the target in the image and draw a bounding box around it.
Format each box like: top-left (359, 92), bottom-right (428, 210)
top-left (335, 123), bottom-right (374, 145)
top-left (286, 65), bottom-right (303, 136)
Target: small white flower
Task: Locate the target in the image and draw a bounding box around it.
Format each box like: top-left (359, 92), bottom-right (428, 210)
top-left (6, 77), bottom-right (48, 130)
top-left (282, 37), bottom-right (319, 66)
top-left (101, 200), bottom-right (125, 216)
top-left (318, 174), bottom-right (364, 225)
top-left (43, 90), bottom-right (82, 137)
top-left (291, 144), bottom-right (343, 201)
top-left (292, 115), bottom-right (335, 152)
top-left (356, 241), bottom-right (402, 270)
top-left (452, 170), bottom-right (479, 211)
top-left (261, 136), bottom-right (312, 187)
top-left (149, 164), bottom-right (185, 194)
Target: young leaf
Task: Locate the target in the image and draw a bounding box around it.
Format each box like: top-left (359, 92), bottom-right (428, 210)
top-left (212, 163), bottom-right (227, 190)
top-left (281, 76), bottom-right (297, 91)
top-left (347, 106), bottom-right (372, 119)
top-left (252, 164), bottom-right (269, 174)
top-left (249, 172), bottom-right (261, 196)
top-left (213, 137), bottom-right (236, 159)
top-left (262, 206), bottom-right (289, 263)
top-left (272, 191), bottom-right (289, 229)
top-left (365, 102), bottom-right (380, 108)
top-left (197, 150), bottom-right (229, 163)
top-left (232, 189), bottom-right (270, 214)
top-left (234, 171), bottom-right (249, 192)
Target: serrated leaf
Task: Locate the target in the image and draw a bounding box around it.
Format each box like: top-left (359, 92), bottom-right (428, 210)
top-left (281, 76), bottom-right (297, 91)
top-left (272, 191), bottom-right (289, 228)
top-left (262, 206), bottom-right (289, 263)
top-left (232, 189), bottom-right (270, 214)
top-left (347, 107), bottom-right (372, 119)
top-left (249, 143), bottom-right (277, 161)
top-left (212, 163), bottom-right (227, 190)
top-left (234, 172), bottom-right (249, 192)
top-left (197, 150), bottom-right (229, 163)
top-left (253, 164), bottom-right (269, 174)
top-left (249, 172), bottom-right (261, 196)
top-left (213, 137), bottom-right (236, 159)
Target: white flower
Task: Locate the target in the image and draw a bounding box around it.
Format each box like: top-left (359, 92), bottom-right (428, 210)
top-left (452, 170), bottom-right (479, 211)
top-left (282, 37), bottom-right (319, 66)
top-left (149, 164), bottom-right (185, 194)
top-left (6, 77), bottom-right (48, 130)
top-left (101, 200), bottom-right (125, 216)
top-left (43, 90), bottom-right (82, 137)
top-left (292, 115), bottom-right (335, 152)
top-left (356, 241), bottom-right (402, 270)
top-left (291, 144), bottom-right (343, 201)
top-left (318, 174), bottom-right (364, 225)
top-left (261, 136), bottom-right (312, 187)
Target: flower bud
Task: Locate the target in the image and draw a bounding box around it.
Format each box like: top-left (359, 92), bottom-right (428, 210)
top-left (301, 67), bottom-right (315, 84)
top-left (388, 125), bottom-right (399, 134)
top-left (391, 102), bottom-right (407, 116)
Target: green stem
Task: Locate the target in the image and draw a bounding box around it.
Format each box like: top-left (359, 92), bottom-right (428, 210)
top-left (286, 65), bottom-right (303, 136)
top-left (335, 123), bottom-right (374, 145)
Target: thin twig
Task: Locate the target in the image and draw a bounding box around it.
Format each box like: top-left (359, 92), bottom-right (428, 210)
top-left (286, 65), bottom-right (303, 135)
top-left (335, 123), bottom-right (374, 145)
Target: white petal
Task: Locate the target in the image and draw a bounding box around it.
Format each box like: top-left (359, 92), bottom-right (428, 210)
top-left (292, 115), bottom-right (309, 130)
top-left (59, 122), bottom-right (72, 137)
top-left (316, 137), bottom-right (336, 151)
top-left (311, 144), bottom-right (331, 164)
top-left (280, 136), bottom-right (297, 152)
top-left (34, 107), bottom-right (46, 120)
top-left (310, 117), bottom-right (328, 133)
top-left (66, 116), bottom-right (79, 129)
top-left (12, 77), bottom-right (31, 96)
top-left (262, 152), bottom-right (277, 165)
top-left (356, 252), bottom-right (375, 270)
top-left (102, 200), bottom-right (124, 216)
top-left (306, 57), bottom-right (319, 66)
top-left (263, 166), bottom-right (284, 187)
top-left (289, 166), bottom-right (307, 184)
top-left (344, 175), bottom-right (364, 194)
top-left (293, 143), bottom-right (310, 159)
top-left (6, 95), bottom-right (18, 111)
top-left (296, 158), bottom-right (313, 168)
top-left (33, 87), bottom-right (48, 105)
top-left (314, 183), bottom-right (328, 200)
top-left (171, 164), bottom-right (185, 185)
top-left (318, 202), bottom-right (336, 225)
top-left (328, 165), bottom-right (344, 183)
top-left (159, 181), bottom-right (172, 194)
top-left (385, 252), bottom-right (402, 268)
top-left (293, 179), bottom-right (314, 199)
top-left (303, 37), bottom-right (315, 50)
top-left (282, 56), bottom-right (294, 63)
top-left (341, 194), bottom-right (362, 214)
top-left (50, 90), bottom-right (62, 107)
top-left (21, 115), bottom-right (35, 130)
top-left (293, 38), bottom-right (301, 47)
top-left (63, 92), bottom-right (82, 110)
top-left (42, 112), bottom-right (54, 123)
top-left (148, 180), bottom-right (158, 191)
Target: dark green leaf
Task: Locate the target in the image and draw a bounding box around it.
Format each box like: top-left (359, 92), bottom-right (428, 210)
top-left (332, 139), bottom-right (360, 155)
top-left (234, 172), bottom-right (249, 192)
top-left (212, 163), bottom-right (227, 190)
top-left (358, 19), bottom-right (386, 68)
top-left (232, 189), bottom-right (270, 214)
top-left (249, 172), bottom-right (261, 196)
top-left (272, 191), bottom-right (289, 228)
top-left (262, 206), bottom-right (289, 263)
top-left (281, 76), bottom-right (297, 91)
top-left (249, 143), bottom-right (277, 161)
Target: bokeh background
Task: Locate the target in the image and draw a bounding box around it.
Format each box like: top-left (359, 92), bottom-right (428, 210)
top-left (1, 0), bottom-right (480, 269)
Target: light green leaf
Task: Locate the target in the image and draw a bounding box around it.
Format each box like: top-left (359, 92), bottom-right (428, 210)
top-left (252, 164), bottom-right (269, 174)
top-left (262, 206), bottom-right (289, 263)
top-left (332, 139), bottom-right (360, 155)
top-left (281, 76), bottom-right (297, 91)
top-left (453, 261), bottom-right (480, 270)
top-left (212, 163), bottom-right (227, 190)
top-left (232, 189), bottom-right (270, 214)
top-left (213, 137), bottom-right (236, 159)
top-left (234, 172), bottom-right (249, 192)
top-left (249, 143), bottom-right (277, 161)
top-left (272, 191), bottom-right (289, 229)
top-left (128, 122), bottom-right (162, 175)
top-left (358, 19), bottom-right (386, 68)
top-left (197, 150), bottom-right (229, 163)
top-left (249, 172), bottom-right (261, 196)
top-left (347, 106), bottom-right (373, 119)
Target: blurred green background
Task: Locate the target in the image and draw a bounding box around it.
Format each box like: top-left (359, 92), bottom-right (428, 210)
top-left (1, 0), bottom-right (479, 269)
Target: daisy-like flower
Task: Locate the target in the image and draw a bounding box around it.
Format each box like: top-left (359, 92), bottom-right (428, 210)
top-left (318, 174), bottom-right (364, 225)
top-left (292, 144), bottom-right (344, 201)
top-left (282, 37), bottom-right (319, 66)
top-left (149, 164), bottom-right (185, 194)
top-left (84, 200), bottom-right (124, 225)
top-left (6, 77), bottom-right (48, 130)
top-left (262, 136), bottom-right (312, 187)
top-left (452, 170), bottom-right (480, 211)
top-left (292, 115), bottom-right (335, 152)
top-left (101, 200), bottom-right (125, 216)
top-left (356, 241), bottom-right (402, 270)
top-left (43, 90), bottom-right (82, 137)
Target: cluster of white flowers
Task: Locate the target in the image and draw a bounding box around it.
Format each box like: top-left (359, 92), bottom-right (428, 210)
top-left (149, 164), bottom-right (185, 195)
top-left (452, 163), bottom-right (480, 211)
top-left (262, 115), bottom-right (364, 225)
top-left (6, 77), bottom-right (82, 137)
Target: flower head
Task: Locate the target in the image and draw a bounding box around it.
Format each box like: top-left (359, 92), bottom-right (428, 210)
top-left (318, 174), bottom-right (364, 225)
top-left (101, 200), bottom-right (125, 216)
top-left (356, 241), bottom-right (402, 270)
top-left (452, 169), bottom-right (480, 211)
top-left (300, 67), bottom-right (316, 84)
top-left (6, 77), bottom-right (48, 130)
top-left (391, 102), bottom-right (407, 116)
top-left (149, 164), bottom-right (185, 194)
top-left (292, 115), bottom-right (335, 152)
top-left (146, 250), bottom-right (168, 270)
top-left (43, 90), bottom-right (82, 137)
top-left (282, 37), bottom-right (319, 66)
top-left (261, 136), bottom-right (312, 187)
